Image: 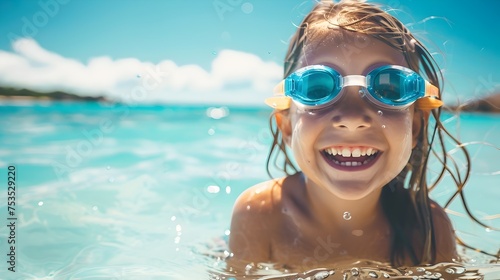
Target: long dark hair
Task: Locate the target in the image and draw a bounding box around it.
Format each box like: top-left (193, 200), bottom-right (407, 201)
top-left (266, 0), bottom-right (497, 266)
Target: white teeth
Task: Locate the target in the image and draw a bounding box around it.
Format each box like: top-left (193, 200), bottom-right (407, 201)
top-left (324, 147), bottom-right (378, 166)
top-left (337, 160), bottom-right (370, 166)
top-left (326, 148), bottom-right (338, 155)
top-left (324, 147), bottom-right (378, 157)
top-left (339, 161), bottom-right (362, 166)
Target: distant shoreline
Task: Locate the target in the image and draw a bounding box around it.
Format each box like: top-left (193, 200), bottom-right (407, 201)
top-left (444, 94), bottom-right (500, 113)
top-left (0, 87), bottom-right (107, 102)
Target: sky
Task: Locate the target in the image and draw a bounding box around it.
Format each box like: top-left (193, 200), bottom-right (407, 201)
top-left (0, 0), bottom-right (499, 106)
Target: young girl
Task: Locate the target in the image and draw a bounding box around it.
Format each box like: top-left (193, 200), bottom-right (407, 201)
top-left (228, 0), bottom-right (484, 271)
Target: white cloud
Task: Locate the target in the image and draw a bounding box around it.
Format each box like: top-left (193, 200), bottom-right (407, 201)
top-left (0, 38), bottom-right (283, 106)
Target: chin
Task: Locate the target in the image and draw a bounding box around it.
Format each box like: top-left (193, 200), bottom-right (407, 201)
top-left (327, 181), bottom-right (382, 201)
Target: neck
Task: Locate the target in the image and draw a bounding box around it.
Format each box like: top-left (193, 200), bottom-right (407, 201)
top-left (304, 175), bottom-right (386, 231)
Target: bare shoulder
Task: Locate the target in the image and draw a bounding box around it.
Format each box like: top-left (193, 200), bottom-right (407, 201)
top-left (430, 200), bottom-right (458, 262)
top-left (232, 178), bottom-right (284, 214)
top-left (228, 178), bottom-right (285, 262)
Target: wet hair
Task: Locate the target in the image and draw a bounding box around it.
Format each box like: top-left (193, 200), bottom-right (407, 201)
top-left (266, 0), bottom-right (498, 266)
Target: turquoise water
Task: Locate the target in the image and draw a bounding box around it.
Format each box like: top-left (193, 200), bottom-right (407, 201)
top-left (0, 101), bottom-right (498, 279)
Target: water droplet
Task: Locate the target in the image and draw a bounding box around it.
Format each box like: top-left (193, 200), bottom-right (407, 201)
top-left (174, 236), bottom-right (180, 243)
top-left (208, 128), bottom-right (215, 135)
top-left (225, 186), bottom-right (231, 194)
top-left (485, 227), bottom-right (492, 232)
top-left (329, 270), bottom-right (335, 275)
top-left (343, 211), bottom-right (352, 220)
top-left (351, 268), bottom-right (360, 276)
top-left (38, 201), bottom-right (44, 206)
top-left (445, 268), bottom-right (454, 274)
top-left (224, 229), bottom-right (230, 236)
top-left (416, 267), bottom-right (425, 272)
top-left (176, 224), bottom-right (182, 232)
top-left (108, 177), bottom-right (115, 183)
top-left (453, 266), bottom-right (466, 274)
top-left (425, 271), bottom-right (432, 275)
top-left (368, 271), bottom-right (378, 278)
top-left (434, 272), bottom-right (442, 278)
top-left (207, 106), bottom-right (229, 119)
top-left (377, 110), bottom-right (383, 116)
top-left (241, 2), bottom-right (253, 14)
top-left (382, 272), bottom-right (390, 278)
top-left (212, 51), bottom-right (217, 55)
top-left (207, 185), bottom-right (220, 193)
top-left (381, 125), bottom-right (386, 129)
top-left (314, 271), bottom-right (330, 279)
top-left (92, 206), bottom-right (98, 211)
top-left (358, 89), bottom-right (366, 97)
top-left (170, 216), bottom-right (176, 221)
top-left (106, 165), bottom-right (111, 170)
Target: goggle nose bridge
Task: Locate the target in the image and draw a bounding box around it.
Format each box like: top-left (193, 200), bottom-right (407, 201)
top-left (342, 75), bottom-right (368, 88)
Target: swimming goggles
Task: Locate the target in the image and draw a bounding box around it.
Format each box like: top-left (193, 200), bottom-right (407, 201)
top-left (265, 65), bottom-right (443, 110)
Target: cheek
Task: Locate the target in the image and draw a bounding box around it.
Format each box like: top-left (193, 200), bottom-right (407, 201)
top-left (291, 119), bottom-right (309, 155)
top-left (388, 112), bottom-right (414, 162)
top-left (290, 113), bottom-right (320, 165)
top-left (380, 109), bottom-right (414, 137)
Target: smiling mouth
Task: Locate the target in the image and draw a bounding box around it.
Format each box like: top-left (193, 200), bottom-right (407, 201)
top-left (321, 146), bottom-right (380, 169)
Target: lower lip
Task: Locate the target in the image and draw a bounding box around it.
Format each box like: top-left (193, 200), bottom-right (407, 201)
top-left (321, 152), bottom-right (381, 171)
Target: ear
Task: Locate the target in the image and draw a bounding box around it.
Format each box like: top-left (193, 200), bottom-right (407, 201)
top-left (275, 111), bottom-right (292, 146)
top-left (411, 109), bottom-right (429, 148)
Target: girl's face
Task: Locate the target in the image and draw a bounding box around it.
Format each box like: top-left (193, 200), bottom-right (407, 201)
top-left (282, 33), bottom-right (422, 200)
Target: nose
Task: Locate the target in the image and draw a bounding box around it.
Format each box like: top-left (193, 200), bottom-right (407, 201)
top-left (330, 87), bottom-right (373, 131)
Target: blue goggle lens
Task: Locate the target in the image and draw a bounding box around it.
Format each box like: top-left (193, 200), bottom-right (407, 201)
top-left (287, 66), bottom-right (342, 106)
top-left (369, 67), bottom-right (424, 107)
top-left (299, 71), bottom-right (336, 104)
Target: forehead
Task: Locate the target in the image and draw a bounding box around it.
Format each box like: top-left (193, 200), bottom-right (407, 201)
top-left (299, 29), bottom-right (407, 75)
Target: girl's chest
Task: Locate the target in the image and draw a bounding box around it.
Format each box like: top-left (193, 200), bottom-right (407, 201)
top-left (270, 218), bottom-right (392, 268)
